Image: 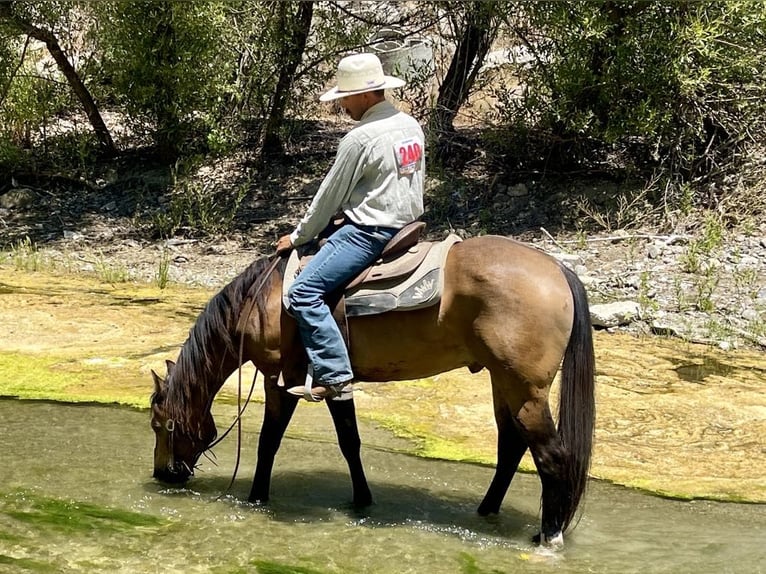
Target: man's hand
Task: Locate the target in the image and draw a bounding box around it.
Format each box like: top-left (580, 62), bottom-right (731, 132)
top-left (275, 234), bottom-right (294, 255)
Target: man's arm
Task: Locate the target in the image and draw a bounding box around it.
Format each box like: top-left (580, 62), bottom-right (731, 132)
top-left (289, 136), bottom-right (364, 246)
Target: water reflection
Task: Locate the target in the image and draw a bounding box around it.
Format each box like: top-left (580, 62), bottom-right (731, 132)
top-left (672, 357), bottom-right (735, 382)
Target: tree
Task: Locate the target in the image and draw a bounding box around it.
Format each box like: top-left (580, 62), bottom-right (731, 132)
top-left (0, 0), bottom-right (116, 155)
top-left (260, 1), bottom-right (314, 156)
top-left (94, 0), bottom-right (235, 161)
top-left (429, 2), bottom-right (503, 141)
top-left (507, 0), bottom-right (766, 188)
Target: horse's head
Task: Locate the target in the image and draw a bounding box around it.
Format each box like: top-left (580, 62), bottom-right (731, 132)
top-left (150, 360), bottom-right (217, 484)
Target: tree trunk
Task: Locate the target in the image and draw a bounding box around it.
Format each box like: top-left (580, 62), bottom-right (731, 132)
top-left (429, 2), bottom-right (498, 139)
top-left (0, 1), bottom-right (117, 155)
top-left (260, 1), bottom-right (314, 157)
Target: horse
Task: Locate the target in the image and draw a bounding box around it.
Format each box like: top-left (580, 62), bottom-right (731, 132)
top-left (149, 234), bottom-right (595, 545)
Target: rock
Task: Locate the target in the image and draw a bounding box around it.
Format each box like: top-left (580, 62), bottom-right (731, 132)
top-left (742, 308), bottom-right (760, 322)
top-left (736, 255), bottom-right (760, 268)
top-left (579, 275), bottom-right (599, 286)
top-left (63, 230), bottom-right (84, 240)
top-left (625, 274), bottom-right (641, 289)
top-left (550, 252), bottom-right (581, 263)
top-left (651, 317), bottom-right (691, 340)
top-left (590, 301), bottom-right (641, 328)
top-left (647, 243), bottom-right (664, 259)
top-left (508, 183), bottom-right (528, 197)
top-left (0, 188), bottom-right (37, 209)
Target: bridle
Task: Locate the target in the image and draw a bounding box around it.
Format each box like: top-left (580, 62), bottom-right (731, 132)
top-left (159, 254), bottom-right (284, 486)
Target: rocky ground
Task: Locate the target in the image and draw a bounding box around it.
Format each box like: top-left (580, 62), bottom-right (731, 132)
top-left (1, 127), bottom-right (765, 351)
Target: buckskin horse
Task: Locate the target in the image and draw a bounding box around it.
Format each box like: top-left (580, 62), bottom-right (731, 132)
top-left (149, 234), bottom-right (595, 545)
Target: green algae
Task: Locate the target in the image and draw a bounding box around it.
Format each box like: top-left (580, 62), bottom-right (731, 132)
top-left (248, 560), bottom-right (330, 574)
top-left (1, 490), bottom-right (166, 535)
top-left (0, 351), bottom-right (148, 408)
top-left (0, 352), bottom-right (83, 399)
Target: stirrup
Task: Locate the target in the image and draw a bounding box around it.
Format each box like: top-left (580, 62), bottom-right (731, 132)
top-left (286, 382), bottom-right (346, 402)
top-left (285, 366), bottom-right (349, 402)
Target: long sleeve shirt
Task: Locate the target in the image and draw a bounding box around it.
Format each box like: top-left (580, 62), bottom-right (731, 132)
top-left (290, 100), bottom-right (425, 247)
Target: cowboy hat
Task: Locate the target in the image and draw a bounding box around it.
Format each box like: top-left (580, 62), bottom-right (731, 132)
top-left (319, 53), bottom-right (406, 102)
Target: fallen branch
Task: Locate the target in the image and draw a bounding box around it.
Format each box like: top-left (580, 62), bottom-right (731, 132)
top-left (540, 227), bottom-right (691, 245)
top-left (539, 227), bottom-right (567, 251)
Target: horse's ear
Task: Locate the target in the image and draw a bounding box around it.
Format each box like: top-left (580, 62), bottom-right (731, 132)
top-left (151, 369), bottom-right (165, 394)
top-left (165, 359), bottom-right (176, 374)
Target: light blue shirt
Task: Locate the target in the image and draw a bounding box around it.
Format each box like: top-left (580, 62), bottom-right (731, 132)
top-left (290, 100), bottom-right (425, 246)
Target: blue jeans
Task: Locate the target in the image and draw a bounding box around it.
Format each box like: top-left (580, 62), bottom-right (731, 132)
top-left (287, 223), bottom-right (397, 386)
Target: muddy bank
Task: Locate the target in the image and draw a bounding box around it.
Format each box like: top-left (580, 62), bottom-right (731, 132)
top-left (0, 266), bottom-right (763, 503)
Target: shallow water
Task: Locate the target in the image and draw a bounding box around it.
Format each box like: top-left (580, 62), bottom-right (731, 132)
top-left (1, 399), bottom-right (764, 574)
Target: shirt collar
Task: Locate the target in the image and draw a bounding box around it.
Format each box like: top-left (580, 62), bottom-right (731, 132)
top-left (360, 100), bottom-right (396, 123)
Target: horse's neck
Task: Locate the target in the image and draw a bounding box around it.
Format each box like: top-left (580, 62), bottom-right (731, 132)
top-left (176, 340), bottom-right (242, 413)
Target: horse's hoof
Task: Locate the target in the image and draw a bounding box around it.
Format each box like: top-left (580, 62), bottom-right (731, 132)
top-left (533, 531), bottom-right (564, 548)
top-left (477, 503), bottom-right (499, 517)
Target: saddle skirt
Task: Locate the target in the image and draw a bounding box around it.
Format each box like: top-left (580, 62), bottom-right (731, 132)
top-left (283, 233), bottom-right (462, 317)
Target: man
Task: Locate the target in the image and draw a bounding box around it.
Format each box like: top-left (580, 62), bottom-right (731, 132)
top-left (275, 52), bottom-right (425, 401)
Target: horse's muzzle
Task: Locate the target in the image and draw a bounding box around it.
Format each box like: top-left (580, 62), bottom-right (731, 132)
top-left (153, 464), bottom-right (191, 484)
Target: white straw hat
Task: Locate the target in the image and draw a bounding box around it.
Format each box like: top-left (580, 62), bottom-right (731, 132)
top-left (319, 53), bottom-right (406, 102)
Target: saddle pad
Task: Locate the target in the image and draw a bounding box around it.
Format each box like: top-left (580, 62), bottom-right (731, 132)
top-left (344, 234), bottom-right (461, 316)
top-left (283, 234), bottom-right (462, 317)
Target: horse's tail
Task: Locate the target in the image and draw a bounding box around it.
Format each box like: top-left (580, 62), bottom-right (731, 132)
top-left (557, 263), bottom-right (596, 531)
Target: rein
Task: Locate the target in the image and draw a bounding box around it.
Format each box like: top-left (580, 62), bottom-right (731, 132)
top-left (210, 254), bottom-right (284, 496)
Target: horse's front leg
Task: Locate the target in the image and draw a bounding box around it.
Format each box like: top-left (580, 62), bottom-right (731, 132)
top-left (325, 396), bottom-right (373, 508)
top-left (249, 375), bottom-right (299, 504)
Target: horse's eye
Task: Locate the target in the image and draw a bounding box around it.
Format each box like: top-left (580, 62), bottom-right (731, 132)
top-left (151, 420), bottom-right (162, 430)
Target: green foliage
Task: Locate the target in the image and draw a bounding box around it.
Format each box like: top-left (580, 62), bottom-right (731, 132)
top-left (150, 174), bottom-right (249, 238)
top-left (0, 27), bottom-right (70, 167)
top-left (1, 0), bottom-right (765, 228)
top-left (0, 3), bottom-right (92, 119)
top-left (498, 1), bottom-right (766, 203)
top-left (10, 236), bottom-right (44, 271)
top-left (94, 252), bottom-right (130, 283)
top-left (92, 0), bottom-right (236, 158)
top-left (155, 247), bottom-right (171, 289)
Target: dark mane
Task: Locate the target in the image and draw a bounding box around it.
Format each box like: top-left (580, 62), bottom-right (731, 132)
top-left (162, 256), bottom-right (286, 432)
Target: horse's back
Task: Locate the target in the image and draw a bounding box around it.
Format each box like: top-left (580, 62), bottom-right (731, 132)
top-left (443, 235), bottom-right (571, 309)
top-left (345, 235), bottom-right (576, 384)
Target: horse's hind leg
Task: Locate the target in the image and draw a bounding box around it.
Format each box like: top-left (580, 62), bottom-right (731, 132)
top-left (515, 396), bottom-right (569, 544)
top-left (248, 378), bottom-right (300, 504)
top-left (326, 397), bottom-right (373, 508)
top-left (478, 381), bottom-right (529, 516)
